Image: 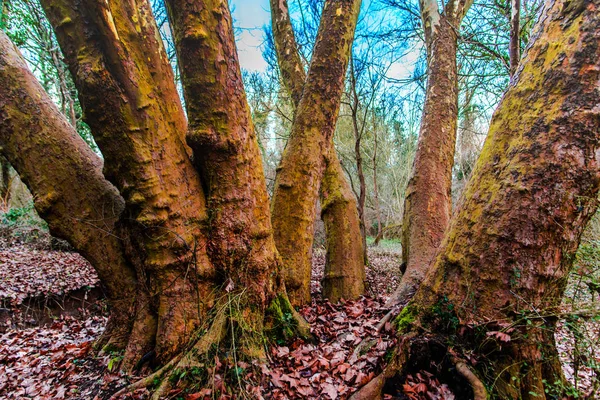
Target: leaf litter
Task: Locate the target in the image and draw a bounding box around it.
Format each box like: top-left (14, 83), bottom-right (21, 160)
top-left (0, 245), bottom-right (98, 307)
top-left (0, 244), bottom-right (598, 399)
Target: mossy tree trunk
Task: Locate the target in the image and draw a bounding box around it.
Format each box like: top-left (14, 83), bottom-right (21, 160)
top-left (40, 0), bottom-right (213, 366)
top-left (0, 29), bottom-right (138, 357)
top-left (270, 0), bottom-right (363, 305)
top-left (269, 0), bottom-right (365, 303)
top-left (164, 0), bottom-right (307, 361)
top-left (388, 0), bottom-right (473, 307)
top-left (2, 0), bottom-right (310, 389)
top-left (353, 1), bottom-right (600, 398)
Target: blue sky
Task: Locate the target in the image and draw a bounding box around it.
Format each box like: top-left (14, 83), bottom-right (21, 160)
top-left (229, 0), bottom-right (421, 81)
top-left (230, 0), bottom-right (271, 72)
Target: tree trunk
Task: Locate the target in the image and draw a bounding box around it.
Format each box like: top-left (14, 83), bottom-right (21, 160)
top-left (164, 0), bottom-right (308, 361)
top-left (510, 0), bottom-right (521, 76)
top-left (0, 30), bottom-right (139, 354)
top-left (321, 148), bottom-right (366, 301)
top-left (270, 0), bottom-right (365, 303)
top-left (270, 0), bottom-right (363, 305)
top-left (372, 117), bottom-right (383, 243)
top-left (350, 61), bottom-right (369, 260)
top-left (388, 0), bottom-right (472, 307)
top-left (40, 0), bottom-right (213, 366)
top-left (352, 1), bottom-right (600, 397)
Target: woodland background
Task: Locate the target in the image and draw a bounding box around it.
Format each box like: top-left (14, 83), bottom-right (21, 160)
top-left (0, 0), bottom-right (599, 398)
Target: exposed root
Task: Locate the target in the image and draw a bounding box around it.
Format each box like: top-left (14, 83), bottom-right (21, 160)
top-left (348, 372), bottom-right (387, 399)
top-left (96, 316), bottom-right (131, 355)
top-left (111, 309), bottom-right (228, 399)
top-left (350, 334), bottom-right (490, 400)
top-left (384, 281), bottom-right (417, 308)
top-left (110, 354), bottom-right (183, 399)
top-left (266, 293), bottom-right (312, 341)
top-left (349, 334), bottom-right (413, 400)
top-left (95, 298), bottom-right (137, 353)
top-left (375, 302), bottom-right (405, 332)
top-left (451, 356), bottom-right (487, 400)
top-left (149, 309), bottom-right (228, 400)
top-left (111, 291), bottom-right (309, 399)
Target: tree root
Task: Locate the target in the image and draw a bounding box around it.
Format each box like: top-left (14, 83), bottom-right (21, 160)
top-left (110, 309), bottom-right (228, 400)
top-left (120, 300), bottom-right (158, 373)
top-left (110, 354), bottom-right (184, 399)
top-left (95, 298), bottom-right (138, 354)
top-left (96, 317), bottom-right (131, 355)
top-left (350, 335), bottom-right (489, 400)
top-left (384, 281), bottom-right (417, 308)
top-left (149, 309), bottom-right (228, 400)
top-left (375, 302), bottom-right (405, 332)
top-left (265, 293), bottom-right (311, 341)
top-left (110, 292), bottom-right (310, 399)
top-left (349, 335), bottom-right (413, 400)
top-left (451, 356), bottom-right (487, 400)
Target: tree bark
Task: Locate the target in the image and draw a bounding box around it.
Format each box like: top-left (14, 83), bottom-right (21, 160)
top-left (0, 30), bottom-right (138, 353)
top-left (388, 0), bottom-right (472, 307)
top-left (510, 0), bottom-right (521, 76)
top-left (350, 60), bottom-right (369, 260)
top-left (271, 0), bottom-right (363, 305)
top-left (40, 0), bottom-right (214, 365)
top-left (269, 0), bottom-right (365, 303)
top-left (163, 0), bottom-right (308, 362)
top-left (353, 1), bottom-right (600, 397)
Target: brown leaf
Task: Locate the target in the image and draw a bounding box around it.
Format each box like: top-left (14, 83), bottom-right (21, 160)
top-left (486, 331), bottom-right (511, 342)
top-left (321, 382), bottom-right (338, 399)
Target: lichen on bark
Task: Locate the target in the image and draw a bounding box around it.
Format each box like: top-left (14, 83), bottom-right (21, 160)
top-left (388, 0), bottom-right (473, 308)
top-left (354, 1), bottom-right (600, 398)
top-left (270, 0), bottom-right (363, 305)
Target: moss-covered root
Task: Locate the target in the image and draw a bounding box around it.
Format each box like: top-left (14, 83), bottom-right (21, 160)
top-left (149, 310), bottom-right (229, 400)
top-left (111, 294), bottom-right (310, 399)
top-left (349, 336), bottom-right (410, 400)
top-left (110, 311), bottom-right (227, 400)
top-left (265, 293), bottom-right (311, 341)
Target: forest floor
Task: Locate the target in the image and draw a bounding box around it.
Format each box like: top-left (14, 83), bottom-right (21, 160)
top-left (0, 234), bottom-right (598, 399)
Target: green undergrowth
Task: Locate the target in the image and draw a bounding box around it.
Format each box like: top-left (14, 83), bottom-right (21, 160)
top-left (367, 236), bottom-right (402, 252)
top-left (0, 203), bottom-right (72, 250)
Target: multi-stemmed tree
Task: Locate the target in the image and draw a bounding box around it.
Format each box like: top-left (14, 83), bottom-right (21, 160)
top-left (1, 0), bottom-right (320, 386)
top-left (1, 0), bottom-right (599, 398)
top-left (269, 0), bottom-right (365, 304)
